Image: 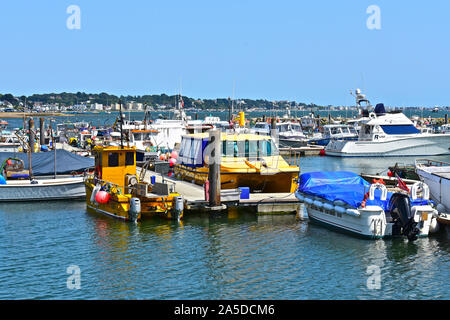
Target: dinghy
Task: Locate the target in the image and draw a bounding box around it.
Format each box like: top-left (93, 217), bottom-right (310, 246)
top-left (295, 171), bottom-right (437, 241)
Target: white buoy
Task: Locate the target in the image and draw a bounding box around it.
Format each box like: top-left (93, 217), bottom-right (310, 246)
top-left (429, 217), bottom-right (440, 234)
top-left (296, 203), bottom-right (308, 220)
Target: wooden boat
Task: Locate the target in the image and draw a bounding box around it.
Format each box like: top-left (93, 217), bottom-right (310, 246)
top-left (296, 171), bottom-right (437, 241)
top-left (174, 132), bottom-right (300, 193)
top-left (84, 145), bottom-right (184, 222)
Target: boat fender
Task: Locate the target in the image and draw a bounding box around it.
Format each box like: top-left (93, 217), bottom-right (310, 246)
top-left (411, 182), bottom-right (430, 200)
top-left (129, 198), bottom-right (141, 222)
top-left (313, 200), bottom-right (323, 208)
top-left (334, 206), bottom-right (346, 214)
top-left (91, 184), bottom-right (101, 204)
top-left (304, 196), bottom-right (314, 205)
top-left (323, 203), bottom-right (334, 211)
top-left (296, 192), bottom-right (305, 202)
top-left (429, 217), bottom-right (440, 234)
top-left (346, 209), bottom-right (361, 217)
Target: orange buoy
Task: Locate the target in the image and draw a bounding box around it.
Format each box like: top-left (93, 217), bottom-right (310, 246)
top-left (95, 191), bottom-right (110, 204)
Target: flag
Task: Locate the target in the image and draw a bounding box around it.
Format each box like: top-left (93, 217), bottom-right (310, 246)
top-left (395, 173), bottom-right (410, 193)
top-left (179, 96), bottom-right (184, 108)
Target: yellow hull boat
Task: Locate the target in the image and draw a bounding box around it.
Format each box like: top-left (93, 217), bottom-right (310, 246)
top-left (85, 145), bottom-right (184, 222)
top-left (174, 132), bottom-right (299, 193)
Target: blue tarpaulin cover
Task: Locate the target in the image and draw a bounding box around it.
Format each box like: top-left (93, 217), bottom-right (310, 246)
top-left (0, 150), bottom-right (94, 176)
top-left (298, 171), bottom-right (371, 208)
top-left (298, 171), bottom-right (430, 210)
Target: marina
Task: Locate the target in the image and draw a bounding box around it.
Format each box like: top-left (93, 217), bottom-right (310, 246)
top-left (2, 1), bottom-right (450, 304)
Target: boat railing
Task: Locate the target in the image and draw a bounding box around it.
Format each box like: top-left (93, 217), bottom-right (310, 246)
top-left (415, 158), bottom-right (450, 168)
top-left (85, 175), bottom-right (176, 194)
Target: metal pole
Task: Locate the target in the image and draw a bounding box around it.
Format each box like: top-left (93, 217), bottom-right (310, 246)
top-left (208, 130), bottom-right (221, 207)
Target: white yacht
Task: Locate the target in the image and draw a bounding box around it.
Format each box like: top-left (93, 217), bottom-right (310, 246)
top-left (325, 104), bottom-right (450, 157)
top-left (250, 121), bottom-right (308, 147)
top-left (308, 124), bottom-right (358, 146)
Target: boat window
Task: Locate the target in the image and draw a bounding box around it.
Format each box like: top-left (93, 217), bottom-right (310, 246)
top-left (380, 125), bottom-right (420, 135)
top-left (125, 152), bottom-right (134, 166)
top-left (108, 152), bottom-right (119, 167)
top-left (133, 133), bottom-right (142, 141)
top-left (291, 124), bottom-right (302, 131)
top-left (331, 127), bottom-right (339, 135)
top-left (364, 125), bottom-right (372, 135)
top-left (223, 140), bottom-right (238, 157)
top-left (245, 140), bottom-right (259, 159)
top-left (259, 139), bottom-right (276, 157)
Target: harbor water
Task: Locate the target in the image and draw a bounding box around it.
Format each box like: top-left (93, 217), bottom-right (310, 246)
top-left (1, 154), bottom-right (449, 300)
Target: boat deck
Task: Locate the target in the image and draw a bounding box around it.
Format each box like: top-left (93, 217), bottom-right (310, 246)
top-left (136, 167), bottom-right (300, 215)
top-left (432, 171), bottom-right (450, 179)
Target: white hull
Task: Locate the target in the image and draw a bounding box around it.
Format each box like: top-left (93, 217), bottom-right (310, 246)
top-left (295, 191), bottom-right (434, 239)
top-left (326, 134), bottom-right (450, 157)
top-left (416, 166), bottom-right (450, 212)
top-left (0, 177), bottom-right (85, 201)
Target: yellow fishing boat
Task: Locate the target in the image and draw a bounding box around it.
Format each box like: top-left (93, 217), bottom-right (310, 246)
top-left (174, 132), bottom-right (300, 193)
top-left (85, 145), bottom-right (184, 222)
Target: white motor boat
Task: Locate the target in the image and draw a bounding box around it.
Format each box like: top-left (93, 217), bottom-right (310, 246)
top-left (0, 177), bottom-right (85, 201)
top-left (415, 159), bottom-right (450, 225)
top-left (276, 121), bottom-right (308, 148)
top-left (295, 171), bottom-right (437, 240)
top-left (325, 104), bottom-right (450, 157)
top-left (0, 156), bottom-right (86, 201)
top-left (250, 121), bottom-right (308, 148)
top-left (308, 124), bottom-right (358, 146)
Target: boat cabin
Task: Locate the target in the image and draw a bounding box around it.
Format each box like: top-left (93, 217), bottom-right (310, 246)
top-left (93, 146), bottom-right (136, 193)
top-left (358, 113), bottom-right (421, 141)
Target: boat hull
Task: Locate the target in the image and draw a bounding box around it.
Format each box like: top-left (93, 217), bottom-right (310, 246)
top-left (0, 178), bottom-right (85, 201)
top-left (325, 134), bottom-right (450, 157)
top-left (416, 167), bottom-right (450, 212)
top-left (85, 181), bottom-right (183, 222)
top-left (295, 191), bottom-right (433, 239)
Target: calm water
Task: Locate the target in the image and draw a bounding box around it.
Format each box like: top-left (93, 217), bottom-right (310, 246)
top-left (1, 155), bottom-right (449, 300)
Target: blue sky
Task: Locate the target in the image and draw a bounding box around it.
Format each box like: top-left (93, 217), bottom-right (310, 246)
top-left (0, 0), bottom-right (449, 106)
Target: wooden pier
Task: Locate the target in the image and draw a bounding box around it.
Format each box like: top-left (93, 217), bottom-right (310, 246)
top-left (136, 167), bottom-right (301, 215)
top-left (279, 144), bottom-right (324, 156)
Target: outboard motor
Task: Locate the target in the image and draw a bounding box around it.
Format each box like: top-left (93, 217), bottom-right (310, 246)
top-left (129, 198), bottom-right (141, 223)
top-left (388, 193), bottom-right (419, 241)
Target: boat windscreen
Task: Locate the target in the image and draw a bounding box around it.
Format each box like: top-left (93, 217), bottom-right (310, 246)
top-left (380, 125), bottom-right (420, 135)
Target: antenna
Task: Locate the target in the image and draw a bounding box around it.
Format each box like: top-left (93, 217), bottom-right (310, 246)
top-left (119, 99), bottom-right (124, 148)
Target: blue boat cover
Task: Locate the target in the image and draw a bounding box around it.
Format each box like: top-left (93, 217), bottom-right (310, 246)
top-left (298, 171), bottom-right (430, 210)
top-left (0, 150), bottom-right (94, 176)
top-left (298, 171), bottom-right (371, 208)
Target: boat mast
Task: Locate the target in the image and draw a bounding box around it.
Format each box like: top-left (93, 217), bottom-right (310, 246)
top-left (119, 99), bottom-right (124, 148)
